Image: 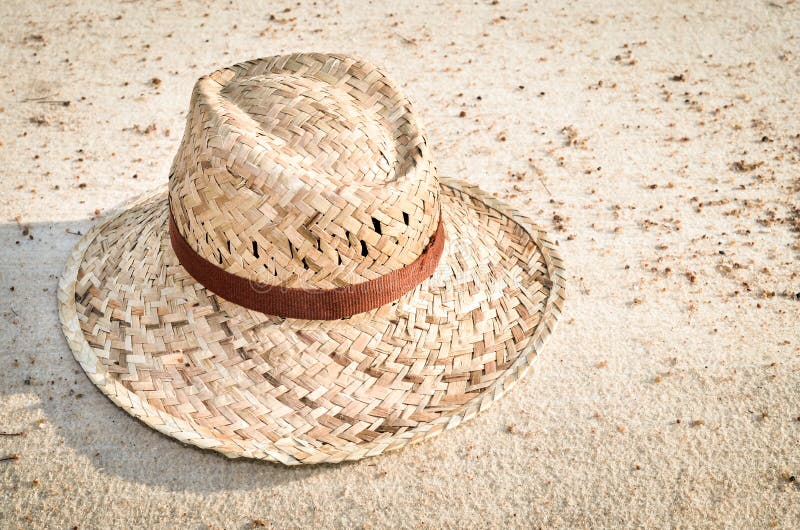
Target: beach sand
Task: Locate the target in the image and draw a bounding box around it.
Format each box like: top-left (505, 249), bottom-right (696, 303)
top-left (1, 0), bottom-right (799, 527)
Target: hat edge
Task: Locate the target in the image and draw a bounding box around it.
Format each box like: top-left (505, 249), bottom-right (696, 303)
top-left (57, 178), bottom-right (567, 465)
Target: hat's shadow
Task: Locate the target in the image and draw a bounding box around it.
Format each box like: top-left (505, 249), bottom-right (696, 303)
top-left (1, 219), bottom-right (371, 492)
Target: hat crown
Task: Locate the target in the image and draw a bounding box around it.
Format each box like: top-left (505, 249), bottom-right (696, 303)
top-left (169, 53), bottom-right (440, 289)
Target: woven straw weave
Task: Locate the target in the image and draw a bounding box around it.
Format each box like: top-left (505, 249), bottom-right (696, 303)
top-left (169, 53), bottom-right (439, 289)
top-left (58, 53), bottom-right (566, 464)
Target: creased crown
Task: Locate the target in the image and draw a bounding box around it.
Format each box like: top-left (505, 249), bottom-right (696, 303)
top-left (168, 53), bottom-right (440, 289)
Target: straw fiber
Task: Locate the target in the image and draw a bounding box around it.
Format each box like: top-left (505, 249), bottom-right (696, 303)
top-left (168, 53), bottom-right (439, 289)
top-left (58, 53), bottom-right (566, 464)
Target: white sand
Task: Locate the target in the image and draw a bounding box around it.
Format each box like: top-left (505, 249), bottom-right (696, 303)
top-left (1, 0), bottom-right (799, 527)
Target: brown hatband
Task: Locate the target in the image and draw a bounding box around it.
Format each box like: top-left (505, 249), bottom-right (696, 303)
top-left (168, 212), bottom-right (445, 320)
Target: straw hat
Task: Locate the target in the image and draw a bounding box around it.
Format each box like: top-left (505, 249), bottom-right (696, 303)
top-left (58, 53), bottom-right (566, 465)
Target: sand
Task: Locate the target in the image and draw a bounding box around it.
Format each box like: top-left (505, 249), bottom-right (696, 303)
top-left (1, 0), bottom-right (799, 528)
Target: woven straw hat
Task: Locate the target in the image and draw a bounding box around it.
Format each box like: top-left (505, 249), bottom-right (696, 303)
top-left (58, 53), bottom-right (566, 465)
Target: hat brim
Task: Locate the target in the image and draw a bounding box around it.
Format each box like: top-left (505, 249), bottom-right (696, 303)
top-left (58, 177), bottom-right (565, 464)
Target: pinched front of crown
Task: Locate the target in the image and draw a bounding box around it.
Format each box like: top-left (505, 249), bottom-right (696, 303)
top-left (168, 53), bottom-right (440, 290)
